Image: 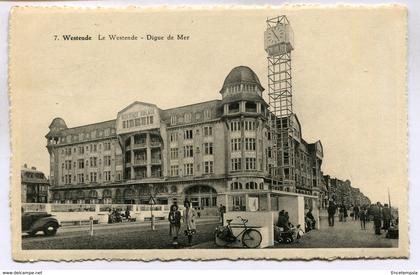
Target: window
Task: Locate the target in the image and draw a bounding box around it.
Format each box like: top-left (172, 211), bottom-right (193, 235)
top-left (171, 115), bottom-right (177, 125)
top-left (170, 132), bottom-right (178, 142)
top-left (245, 158), bottom-right (256, 170)
top-left (228, 102), bottom-right (240, 113)
top-left (78, 146), bottom-right (84, 154)
top-left (231, 158), bottom-right (241, 171)
top-left (204, 109), bottom-right (211, 120)
top-left (204, 161), bottom-right (214, 174)
top-left (184, 113), bottom-right (192, 123)
top-left (232, 196), bottom-right (245, 211)
top-left (104, 142), bottom-right (111, 151)
top-left (244, 120), bottom-right (256, 130)
top-left (104, 171), bottom-right (111, 182)
top-left (230, 121), bottom-right (241, 131)
top-left (203, 143), bottom-right (213, 155)
top-left (245, 138), bottom-right (256, 151)
top-left (184, 129), bottom-right (193, 139)
top-left (90, 172), bottom-right (97, 183)
top-left (183, 146), bottom-right (193, 158)
top-left (230, 138), bottom-right (241, 151)
top-left (184, 163), bottom-right (194, 176)
top-left (245, 182), bottom-right (258, 189)
top-left (104, 156), bottom-right (111, 166)
top-left (170, 148), bottom-right (178, 159)
top-left (245, 102), bottom-right (257, 113)
top-left (203, 126), bottom-right (213, 136)
top-left (230, 182), bottom-right (243, 190)
top-left (90, 157), bottom-right (97, 167)
top-left (77, 173), bottom-right (84, 183)
top-left (65, 160), bottom-right (72, 170)
top-left (267, 147), bottom-right (272, 158)
top-left (170, 165), bottom-right (179, 176)
top-left (77, 159), bottom-right (84, 169)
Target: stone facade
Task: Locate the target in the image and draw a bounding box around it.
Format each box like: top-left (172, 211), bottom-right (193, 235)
top-left (21, 164), bottom-right (49, 203)
top-left (46, 66), bottom-right (324, 213)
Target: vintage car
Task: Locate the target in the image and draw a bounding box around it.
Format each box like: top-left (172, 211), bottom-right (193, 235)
top-left (22, 212), bottom-right (61, 236)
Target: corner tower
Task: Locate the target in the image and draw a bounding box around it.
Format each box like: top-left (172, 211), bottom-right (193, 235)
top-left (220, 66), bottom-right (269, 188)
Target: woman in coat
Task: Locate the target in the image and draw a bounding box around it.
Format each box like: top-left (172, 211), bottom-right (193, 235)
top-left (183, 200), bottom-right (197, 245)
top-left (168, 204), bottom-right (181, 245)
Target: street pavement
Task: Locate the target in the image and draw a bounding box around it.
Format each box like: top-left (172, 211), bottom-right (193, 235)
top-left (282, 216), bottom-right (398, 248)
top-left (193, 215), bottom-right (398, 249)
top-left (22, 216), bottom-right (220, 249)
top-left (22, 215), bottom-right (398, 249)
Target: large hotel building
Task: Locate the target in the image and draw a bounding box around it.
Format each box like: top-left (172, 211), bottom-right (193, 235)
top-left (46, 66), bottom-right (323, 213)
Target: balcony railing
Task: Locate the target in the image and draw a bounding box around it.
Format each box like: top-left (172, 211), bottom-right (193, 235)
top-left (151, 158), bottom-right (161, 164)
top-left (150, 141), bottom-right (161, 147)
top-left (132, 143), bottom-right (147, 149)
top-left (133, 159), bottom-right (147, 165)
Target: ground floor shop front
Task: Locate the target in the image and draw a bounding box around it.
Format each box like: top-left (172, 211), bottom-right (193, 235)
top-left (49, 177), bottom-right (320, 219)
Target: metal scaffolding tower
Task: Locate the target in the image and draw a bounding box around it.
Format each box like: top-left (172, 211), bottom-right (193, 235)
top-left (265, 15), bottom-right (295, 191)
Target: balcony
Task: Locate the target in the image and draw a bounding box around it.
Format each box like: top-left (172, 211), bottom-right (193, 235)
top-left (150, 141), bottom-right (161, 147)
top-left (151, 158), bottom-right (161, 165)
top-left (132, 142), bottom-right (147, 149)
top-left (133, 159), bottom-right (147, 166)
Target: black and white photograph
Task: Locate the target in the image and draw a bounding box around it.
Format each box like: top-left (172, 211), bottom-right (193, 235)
top-left (8, 5), bottom-right (408, 261)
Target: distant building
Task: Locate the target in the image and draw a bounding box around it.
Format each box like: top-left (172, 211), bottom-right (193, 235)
top-left (45, 66), bottom-right (323, 213)
top-left (323, 175), bottom-right (371, 207)
top-left (21, 164), bottom-right (49, 203)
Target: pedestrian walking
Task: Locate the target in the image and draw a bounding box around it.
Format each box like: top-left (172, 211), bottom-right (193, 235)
top-left (219, 204), bottom-right (226, 223)
top-left (382, 203), bottom-right (392, 230)
top-left (327, 201), bottom-right (337, 227)
top-left (183, 200), bottom-right (197, 245)
top-left (360, 207), bottom-right (367, 230)
top-left (343, 205), bottom-right (348, 222)
top-left (168, 204), bottom-right (181, 245)
top-left (371, 202), bottom-right (382, 235)
top-left (339, 204), bottom-right (345, 222)
top-left (354, 205), bottom-right (360, 221)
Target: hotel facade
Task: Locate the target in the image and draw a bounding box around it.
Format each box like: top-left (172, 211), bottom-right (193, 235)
top-left (46, 66), bottom-right (323, 214)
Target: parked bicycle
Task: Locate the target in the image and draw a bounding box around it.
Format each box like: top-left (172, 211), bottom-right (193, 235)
top-left (214, 216), bottom-right (262, 248)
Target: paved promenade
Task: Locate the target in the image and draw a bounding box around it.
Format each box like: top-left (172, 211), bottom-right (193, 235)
top-left (22, 214), bottom-right (397, 249)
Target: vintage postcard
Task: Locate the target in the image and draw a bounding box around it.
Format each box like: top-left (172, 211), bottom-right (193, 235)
top-left (9, 5), bottom-right (408, 261)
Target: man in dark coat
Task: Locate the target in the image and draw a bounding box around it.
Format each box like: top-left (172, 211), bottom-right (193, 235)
top-left (371, 202), bottom-right (382, 235)
top-left (353, 205), bottom-right (360, 220)
top-left (382, 204), bottom-right (392, 230)
top-left (277, 210), bottom-right (289, 230)
top-left (327, 201), bottom-right (337, 227)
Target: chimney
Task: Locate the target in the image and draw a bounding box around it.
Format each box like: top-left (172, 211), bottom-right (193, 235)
top-left (23, 164), bottom-right (27, 168)
top-left (31, 166), bottom-right (36, 170)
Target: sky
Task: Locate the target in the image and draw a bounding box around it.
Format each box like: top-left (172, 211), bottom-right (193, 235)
top-left (10, 7), bottom-right (407, 207)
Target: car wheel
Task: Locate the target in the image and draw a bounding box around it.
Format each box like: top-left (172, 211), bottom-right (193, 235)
top-left (43, 222), bottom-right (58, 236)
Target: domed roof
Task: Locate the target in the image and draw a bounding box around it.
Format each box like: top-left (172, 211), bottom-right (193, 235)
top-left (49, 117), bottom-right (67, 129)
top-left (221, 66), bottom-right (264, 93)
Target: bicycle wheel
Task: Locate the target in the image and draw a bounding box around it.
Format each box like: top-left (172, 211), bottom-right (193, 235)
top-left (242, 229), bottom-right (262, 248)
top-left (214, 232), bottom-right (229, 247)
